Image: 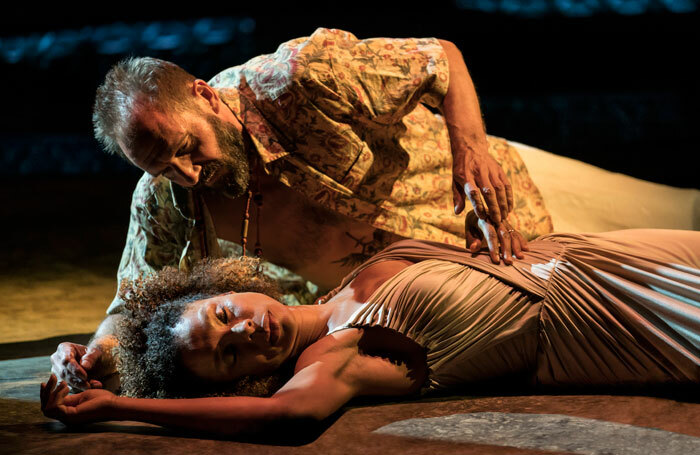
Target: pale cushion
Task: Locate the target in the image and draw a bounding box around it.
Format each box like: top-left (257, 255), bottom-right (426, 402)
top-left (512, 141), bottom-right (700, 233)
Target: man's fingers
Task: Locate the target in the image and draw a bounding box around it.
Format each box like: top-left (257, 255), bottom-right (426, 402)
top-left (452, 181), bottom-right (466, 215)
top-left (65, 362), bottom-right (89, 389)
top-left (66, 360), bottom-right (88, 380)
top-left (88, 380), bottom-right (103, 389)
top-left (81, 346), bottom-right (101, 370)
top-left (465, 229), bottom-right (481, 253)
top-left (52, 364), bottom-right (89, 391)
top-left (493, 178), bottom-right (509, 223)
top-left (497, 226), bottom-right (513, 265)
top-left (504, 180), bottom-right (514, 214)
top-left (464, 181), bottom-right (487, 220)
top-left (478, 219), bottom-right (500, 264)
top-left (516, 231), bottom-right (529, 252)
top-left (511, 230), bottom-right (524, 259)
top-left (469, 238), bottom-right (481, 252)
top-left (479, 180), bottom-right (502, 224)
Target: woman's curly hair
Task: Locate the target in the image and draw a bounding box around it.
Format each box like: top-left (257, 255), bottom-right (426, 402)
top-left (115, 257), bottom-right (290, 398)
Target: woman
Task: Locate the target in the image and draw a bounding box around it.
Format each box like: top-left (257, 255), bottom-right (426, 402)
top-left (41, 225), bottom-right (700, 436)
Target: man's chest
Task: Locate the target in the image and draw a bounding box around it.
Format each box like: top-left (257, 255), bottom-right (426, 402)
top-left (202, 179), bottom-right (401, 289)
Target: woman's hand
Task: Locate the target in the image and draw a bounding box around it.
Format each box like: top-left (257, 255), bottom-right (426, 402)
top-left (465, 210), bottom-right (529, 265)
top-left (40, 374), bottom-right (117, 425)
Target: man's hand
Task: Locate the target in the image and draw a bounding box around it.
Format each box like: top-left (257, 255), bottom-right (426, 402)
top-left (41, 374), bottom-right (117, 425)
top-left (453, 147), bottom-right (513, 224)
top-left (50, 342), bottom-right (105, 391)
top-left (465, 210), bottom-right (528, 265)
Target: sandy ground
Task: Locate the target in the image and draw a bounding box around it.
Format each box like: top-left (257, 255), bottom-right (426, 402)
top-left (1, 177), bottom-right (133, 343)
top-left (0, 259), bottom-right (116, 343)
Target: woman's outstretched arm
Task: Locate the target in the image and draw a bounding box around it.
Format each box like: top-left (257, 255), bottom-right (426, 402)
top-left (40, 351), bottom-right (360, 435)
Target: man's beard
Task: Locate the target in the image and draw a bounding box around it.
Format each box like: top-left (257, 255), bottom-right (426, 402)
top-left (194, 114), bottom-right (249, 199)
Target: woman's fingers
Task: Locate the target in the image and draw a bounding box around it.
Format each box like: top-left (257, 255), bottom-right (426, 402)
top-left (47, 381), bottom-right (64, 409)
top-left (41, 374), bottom-right (70, 419)
top-left (62, 392), bottom-right (82, 407)
top-left (56, 382), bottom-right (71, 404)
top-left (40, 382), bottom-right (47, 409)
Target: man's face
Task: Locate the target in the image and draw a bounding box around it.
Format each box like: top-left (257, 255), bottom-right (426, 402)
top-left (120, 102), bottom-right (249, 198)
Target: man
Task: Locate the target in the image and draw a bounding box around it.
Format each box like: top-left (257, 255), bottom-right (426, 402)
top-left (51, 28), bottom-right (551, 391)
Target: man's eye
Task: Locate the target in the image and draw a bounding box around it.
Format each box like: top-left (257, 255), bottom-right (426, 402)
top-left (218, 308), bottom-right (228, 324)
top-left (175, 145), bottom-right (190, 157)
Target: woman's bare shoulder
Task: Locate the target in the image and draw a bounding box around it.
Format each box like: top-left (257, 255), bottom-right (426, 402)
top-left (342, 259), bottom-right (414, 303)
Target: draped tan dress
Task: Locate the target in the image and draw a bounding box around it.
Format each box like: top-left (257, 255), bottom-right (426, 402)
top-left (326, 230), bottom-right (700, 391)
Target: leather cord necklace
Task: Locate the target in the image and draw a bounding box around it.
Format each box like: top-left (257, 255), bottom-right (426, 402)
top-left (240, 166), bottom-right (263, 258)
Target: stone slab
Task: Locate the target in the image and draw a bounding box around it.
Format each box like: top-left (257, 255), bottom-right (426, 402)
top-left (375, 412), bottom-right (700, 455)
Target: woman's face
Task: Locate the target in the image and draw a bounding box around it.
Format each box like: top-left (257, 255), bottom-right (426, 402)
top-left (173, 292), bottom-right (296, 383)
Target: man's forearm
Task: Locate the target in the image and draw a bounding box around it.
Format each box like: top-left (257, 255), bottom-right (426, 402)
top-left (91, 313), bottom-right (124, 342)
top-left (438, 39), bottom-right (489, 157)
top-left (88, 314), bottom-right (123, 389)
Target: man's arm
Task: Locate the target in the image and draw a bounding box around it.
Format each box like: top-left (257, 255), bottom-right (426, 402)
top-left (51, 172), bottom-right (189, 391)
top-left (438, 39), bottom-right (513, 224)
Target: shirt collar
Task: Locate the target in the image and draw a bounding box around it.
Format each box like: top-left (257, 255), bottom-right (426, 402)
top-left (216, 86), bottom-right (289, 168)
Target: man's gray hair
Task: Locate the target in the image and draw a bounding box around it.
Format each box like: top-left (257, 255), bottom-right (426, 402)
top-left (92, 57), bottom-right (196, 158)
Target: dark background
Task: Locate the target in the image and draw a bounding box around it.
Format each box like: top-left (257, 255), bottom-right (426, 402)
top-left (2, 3), bottom-right (698, 187)
top-left (1, 3), bottom-right (698, 263)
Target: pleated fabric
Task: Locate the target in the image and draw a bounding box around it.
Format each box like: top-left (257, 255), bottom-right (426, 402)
top-left (327, 230), bottom-right (700, 391)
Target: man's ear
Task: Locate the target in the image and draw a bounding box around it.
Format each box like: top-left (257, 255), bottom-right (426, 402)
top-left (192, 79), bottom-right (221, 113)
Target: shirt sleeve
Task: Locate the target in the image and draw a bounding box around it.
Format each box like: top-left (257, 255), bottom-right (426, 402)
top-left (106, 173), bottom-right (192, 314)
top-left (296, 28), bottom-right (450, 125)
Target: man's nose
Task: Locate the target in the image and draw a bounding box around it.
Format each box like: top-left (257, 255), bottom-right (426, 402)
top-left (230, 319), bottom-right (256, 339)
top-left (171, 156), bottom-right (201, 186)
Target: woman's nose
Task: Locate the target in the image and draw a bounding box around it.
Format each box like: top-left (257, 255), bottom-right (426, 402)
top-left (230, 319), bottom-right (256, 338)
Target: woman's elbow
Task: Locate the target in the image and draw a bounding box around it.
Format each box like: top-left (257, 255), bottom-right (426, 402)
top-left (275, 397), bottom-right (331, 423)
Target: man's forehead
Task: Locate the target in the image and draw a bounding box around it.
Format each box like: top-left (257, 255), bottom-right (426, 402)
top-left (122, 104), bottom-right (185, 167)
top-left (130, 103), bottom-right (179, 142)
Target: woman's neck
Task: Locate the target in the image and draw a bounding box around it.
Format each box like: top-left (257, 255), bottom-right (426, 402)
top-left (286, 259), bottom-right (413, 357)
top-left (287, 302), bottom-right (337, 357)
